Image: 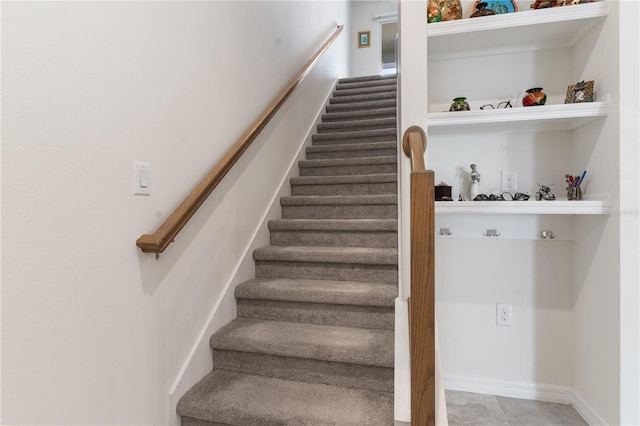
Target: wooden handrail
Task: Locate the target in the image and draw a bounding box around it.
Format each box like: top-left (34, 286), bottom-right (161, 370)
top-left (403, 126), bottom-right (436, 425)
top-left (136, 25), bottom-right (344, 254)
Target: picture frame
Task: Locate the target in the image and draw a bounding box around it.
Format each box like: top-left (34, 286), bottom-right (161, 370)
top-left (357, 31), bottom-right (371, 48)
top-left (565, 80), bottom-right (595, 103)
top-left (472, 0), bottom-right (518, 14)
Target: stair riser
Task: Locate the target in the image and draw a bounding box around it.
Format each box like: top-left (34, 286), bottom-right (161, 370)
top-left (212, 350), bottom-right (394, 393)
top-left (317, 123), bottom-right (396, 133)
top-left (326, 100), bottom-right (396, 113)
top-left (312, 136), bottom-right (397, 146)
top-left (338, 75), bottom-right (396, 84)
top-left (299, 163), bottom-right (397, 177)
top-left (332, 87), bottom-right (397, 97)
top-left (282, 204), bottom-right (397, 220)
top-left (237, 299), bottom-right (394, 330)
top-left (306, 148), bottom-right (397, 160)
top-left (322, 109), bottom-right (396, 122)
top-left (329, 93), bottom-right (396, 104)
top-left (336, 80), bottom-right (396, 91)
top-left (291, 182), bottom-right (396, 196)
top-left (325, 103), bottom-right (396, 115)
top-left (270, 229), bottom-right (398, 247)
top-left (255, 261), bottom-right (398, 284)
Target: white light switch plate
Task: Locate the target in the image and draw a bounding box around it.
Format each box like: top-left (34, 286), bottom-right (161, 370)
top-left (134, 161), bottom-right (151, 195)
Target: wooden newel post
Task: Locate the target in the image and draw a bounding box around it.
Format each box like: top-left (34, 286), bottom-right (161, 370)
top-left (403, 126), bottom-right (435, 425)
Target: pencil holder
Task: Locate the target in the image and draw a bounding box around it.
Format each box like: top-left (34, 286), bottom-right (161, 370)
top-left (567, 186), bottom-right (582, 200)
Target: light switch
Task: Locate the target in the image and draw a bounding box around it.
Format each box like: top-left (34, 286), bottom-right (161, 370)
top-left (134, 161), bottom-right (151, 195)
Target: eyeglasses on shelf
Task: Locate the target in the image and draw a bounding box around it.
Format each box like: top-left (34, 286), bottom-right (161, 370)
top-left (480, 101), bottom-right (513, 110)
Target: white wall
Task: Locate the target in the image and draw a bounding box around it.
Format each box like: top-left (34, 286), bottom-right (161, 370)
top-left (618, 2), bottom-right (640, 424)
top-left (351, 0), bottom-right (398, 77)
top-left (0, 1), bottom-right (349, 424)
top-left (571, 1), bottom-right (622, 423)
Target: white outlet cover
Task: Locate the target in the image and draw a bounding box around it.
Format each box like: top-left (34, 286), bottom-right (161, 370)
top-left (496, 303), bottom-right (512, 326)
top-left (501, 171), bottom-right (517, 193)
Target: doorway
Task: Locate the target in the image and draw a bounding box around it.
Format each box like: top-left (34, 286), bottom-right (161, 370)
top-left (380, 20), bottom-right (397, 75)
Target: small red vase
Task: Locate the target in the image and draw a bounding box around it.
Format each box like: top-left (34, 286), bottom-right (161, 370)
top-left (523, 87), bottom-right (547, 107)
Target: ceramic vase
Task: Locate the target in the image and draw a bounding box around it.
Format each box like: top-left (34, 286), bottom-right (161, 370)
top-left (523, 87), bottom-right (547, 106)
top-left (449, 97), bottom-right (471, 111)
top-left (428, 0), bottom-right (463, 23)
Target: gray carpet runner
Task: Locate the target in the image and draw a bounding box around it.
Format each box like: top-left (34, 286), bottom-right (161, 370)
top-left (177, 74), bottom-right (398, 426)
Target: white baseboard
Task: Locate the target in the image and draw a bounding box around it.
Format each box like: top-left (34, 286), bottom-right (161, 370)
top-left (444, 375), bottom-right (574, 404)
top-left (444, 375), bottom-right (607, 425)
top-left (572, 389), bottom-right (607, 426)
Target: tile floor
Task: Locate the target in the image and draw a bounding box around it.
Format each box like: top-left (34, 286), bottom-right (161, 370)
top-left (446, 390), bottom-right (588, 426)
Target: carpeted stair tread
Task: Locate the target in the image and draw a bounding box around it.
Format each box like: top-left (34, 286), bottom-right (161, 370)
top-left (317, 117), bottom-right (396, 132)
top-left (325, 99), bottom-right (396, 113)
top-left (332, 85), bottom-right (397, 97)
top-left (236, 277), bottom-right (397, 307)
top-left (338, 74), bottom-right (396, 84)
top-left (210, 318), bottom-right (394, 368)
top-left (253, 245), bottom-right (397, 265)
top-left (177, 369), bottom-right (394, 426)
top-left (321, 107), bottom-right (396, 122)
top-left (329, 91), bottom-right (396, 104)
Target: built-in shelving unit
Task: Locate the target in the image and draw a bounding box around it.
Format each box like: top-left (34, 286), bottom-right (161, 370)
top-left (427, 101), bottom-right (609, 136)
top-left (427, 2), bottom-right (610, 219)
top-left (435, 199), bottom-right (611, 215)
top-left (427, 1), bottom-right (609, 60)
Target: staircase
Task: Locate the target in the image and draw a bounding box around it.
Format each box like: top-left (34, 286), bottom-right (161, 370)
top-left (177, 74), bottom-right (398, 426)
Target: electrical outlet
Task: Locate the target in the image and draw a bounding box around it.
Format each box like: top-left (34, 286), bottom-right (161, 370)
top-left (501, 171), bottom-right (517, 193)
top-left (496, 303), bottom-right (512, 326)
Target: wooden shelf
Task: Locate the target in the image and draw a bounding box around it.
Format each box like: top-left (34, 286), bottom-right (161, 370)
top-left (427, 102), bottom-right (608, 135)
top-left (427, 1), bottom-right (609, 60)
top-left (435, 199), bottom-right (611, 215)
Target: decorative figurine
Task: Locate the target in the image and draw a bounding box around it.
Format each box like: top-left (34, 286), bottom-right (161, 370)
top-left (470, 2), bottom-right (496, 17)
top-left (470, 163), bottom-right (481, 200)
top-left (535, 183), bottom-right (556, 201)
top-left (450, 97), bottom-right (471, 111)
top-left (530, 0), bottom-right (564, 9)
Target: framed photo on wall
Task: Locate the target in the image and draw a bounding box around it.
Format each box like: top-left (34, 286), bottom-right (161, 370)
top-left (358, 30), bottom-right (371, 48)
